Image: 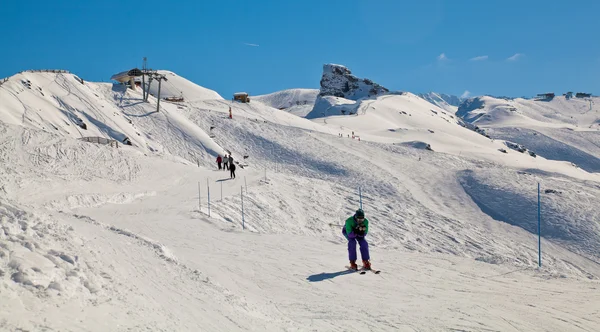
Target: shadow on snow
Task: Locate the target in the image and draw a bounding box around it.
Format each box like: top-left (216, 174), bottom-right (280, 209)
top-left (306, 270), bottom-right (356, 282)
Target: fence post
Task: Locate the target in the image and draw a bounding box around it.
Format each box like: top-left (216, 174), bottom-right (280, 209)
top-left (241, 186), bottom-right (245, 230)
top-left (207, 178), bottom-right (211, 217)
top-left (198, 181), bottom-right (201, 212)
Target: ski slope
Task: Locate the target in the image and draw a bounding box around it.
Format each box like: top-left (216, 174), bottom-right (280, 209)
top-left (1, 70), bottom-right (599, 331)
top-left (254, 88), bottom-right (319, 117)
top-left (458, 95), bottom-right (600, 172)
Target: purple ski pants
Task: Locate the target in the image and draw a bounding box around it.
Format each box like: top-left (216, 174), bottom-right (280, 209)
top-left (342, 227), bottom-right (370, 261)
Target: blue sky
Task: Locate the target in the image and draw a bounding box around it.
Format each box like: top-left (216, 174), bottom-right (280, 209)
top-left (1, 0), bottom-right (599, 99)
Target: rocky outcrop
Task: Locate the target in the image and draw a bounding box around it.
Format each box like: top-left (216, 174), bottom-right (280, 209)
top-left (319, 64), bottom-right (388, 100)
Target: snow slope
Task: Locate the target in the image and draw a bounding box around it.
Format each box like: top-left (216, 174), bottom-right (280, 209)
top-left (457, 95), bottom-right (600, 172)
top-left (253, 88), bottom-right (318, 115)
top-left (146, 70), bottom-right (223, 101)
top-left (1, 69), bottom-right (600, 331)
top-left (308, 92), bottom-right (596, 178)
top-left (457, 95), bottom-right (599, 129)
top-left (0, 70), bottom-right (294, 166)
top-left (305, 95), bottom-right (358, 119)
top-left (417, 92), bottom-right (464, 113)
top-left (253, 88), bottom-right (319, 118)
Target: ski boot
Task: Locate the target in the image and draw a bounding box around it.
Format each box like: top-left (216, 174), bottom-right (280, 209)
top-left (362, 260), bottom-right (371, 270)
top-left (349, 260), bottom-right (358, 271)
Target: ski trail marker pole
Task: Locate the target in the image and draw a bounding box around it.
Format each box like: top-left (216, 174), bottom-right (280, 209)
top-left (241, 186), bottom-right (245, 230)
top-left (207, 178), bottom-right (211, 217)
top-left (359, 186), bottom-right (363, 210)
top-left (538, 182), bottom-right (541, 267)
top-left (198, 181), bottom-right (201, 212)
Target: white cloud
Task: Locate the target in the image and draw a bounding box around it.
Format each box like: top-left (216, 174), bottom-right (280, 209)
top-left (470, 55), bottom-right (488, 61)
top-left (507, 53), bottom-right (524, 61)
top-left (243, 43), bottom-right (260, 47)
top-left (437, 53), bottom-right (448, 61)
top-left (460, 90), bottom-right (471, 99)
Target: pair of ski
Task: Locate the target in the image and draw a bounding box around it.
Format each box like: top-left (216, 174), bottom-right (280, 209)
top-left (346, 266), bottom-right (381, 275)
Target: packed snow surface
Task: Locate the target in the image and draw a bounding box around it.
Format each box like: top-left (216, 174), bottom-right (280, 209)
top-left (0, 69), bottom-right (599, 331)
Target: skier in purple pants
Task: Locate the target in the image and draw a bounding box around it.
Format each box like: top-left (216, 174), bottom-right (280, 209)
top-left (342, 209), bottom-right (371, 270)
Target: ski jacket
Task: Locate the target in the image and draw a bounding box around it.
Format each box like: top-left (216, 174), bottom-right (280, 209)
top-left (216, 156), bottom-right (222, 163)
top-left (344, 216), bottom-right (369, 238)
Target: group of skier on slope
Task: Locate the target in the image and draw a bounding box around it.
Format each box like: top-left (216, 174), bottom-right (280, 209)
top-left (216, 154), bottom-right (236, 179)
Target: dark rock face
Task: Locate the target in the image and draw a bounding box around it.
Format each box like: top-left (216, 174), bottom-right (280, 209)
top-left (318, 64), bottom-right (388, 100)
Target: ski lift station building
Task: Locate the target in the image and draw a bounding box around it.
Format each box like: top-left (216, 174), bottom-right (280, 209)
top-left (111, 68), bottom-right (143, 89)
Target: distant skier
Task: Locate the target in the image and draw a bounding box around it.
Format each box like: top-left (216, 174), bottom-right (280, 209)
top-left (342, 209), bottom-right (371, 270)
top-left (229, 161), bottom-right (236, 179)
top-left (229, 106), bottom-right (233, 119)
top-left (216, 155), bottom-right (222, 170)
top-left (223, 155), bottom-right (229, 170)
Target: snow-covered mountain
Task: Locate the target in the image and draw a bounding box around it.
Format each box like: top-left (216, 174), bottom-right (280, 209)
top-left (457, 94), bottom-right (600, 172)
top-left (1, 68), bottom-right (599, 331)
top-left (253, 88), bottom-right (318, 117)
top-left (255, 64), bottom-right (390, 120)
top-left (418, 92), bottom-right (464, 113)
